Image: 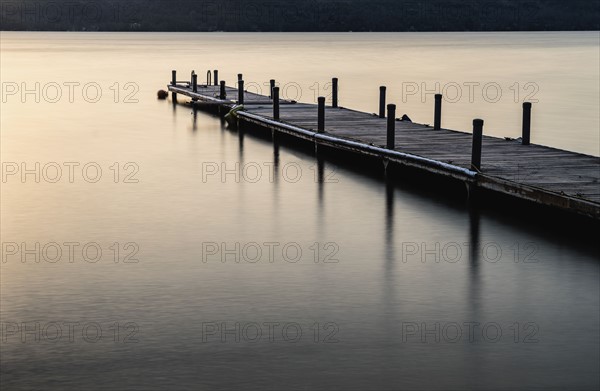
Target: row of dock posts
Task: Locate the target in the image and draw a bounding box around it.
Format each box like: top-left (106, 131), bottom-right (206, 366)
top-left (307, 79), bottom-right (532, 172)
top-left (252, 74), bottom-right (533, 172)
top-left (170, 70), bottom-right (533, 172)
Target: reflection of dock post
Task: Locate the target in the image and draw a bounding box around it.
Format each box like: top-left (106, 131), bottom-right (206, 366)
top-left (384, 178), bottom-right (395, 268)
top-left (238, 125), bottom-right (244, 157)
top-left (273, 131), bottom-right (280, 165)
top-left (317, 155), bottom-right (325, 204)
top-left (386, 179), bottom-right (394, 233)
top-left (317, 156), bottom-right (325, 184)
top-left (469, 205), bottom-right (480, 272)
top-left (192, 106), bottom-right (198, 131)
top-left (272, 129), bottom-right (280, 186)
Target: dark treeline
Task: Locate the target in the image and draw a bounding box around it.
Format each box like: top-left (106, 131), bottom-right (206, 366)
top-left (1, 0), bottom-right (599, 32)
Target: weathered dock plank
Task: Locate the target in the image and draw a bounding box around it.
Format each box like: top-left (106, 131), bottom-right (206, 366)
top-left (167, 79), bottom-right (600, 219)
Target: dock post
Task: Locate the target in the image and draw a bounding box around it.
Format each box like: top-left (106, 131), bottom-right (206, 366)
top-left (171, 70), bottom-right (177, 86)
top-left (214, 70), bottom-right (219, 86)
top-left (434, 94), bottom-right (442, 130)
top-left (238, 74), bottom-right (243, 82)
top-left (238, 80), bottom-right (244, 104)
top-left (318, 97), bottom-right (325, 132)
top-left (387, 104), bottom-right (396, 149)
top-left (270, 79), bottom-right (275, 99)
top-left (332, 78), bottom-right (338, 108)
top-left (192, 73), bottom-right (198, 93)
top-left (220, 81), bottom-right (226, 99)
top-left (522, 102), bottom-right (532, 145)
top-left (273, 87), bottom-right (280, 120)
top-left (379, 86), bottom-right (386, 118)
top-left (471, 119), bottom-right (484, 171)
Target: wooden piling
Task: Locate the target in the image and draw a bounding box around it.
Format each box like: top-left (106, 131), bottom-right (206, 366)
top-left (318, 97), bottom-right (325, 132)
top-left (332, 78), bottom-right (339, 108)
top-left (273, 86), bottom-right (280, 120)
top-left (379, 86), bottom-right (386, 118)
top-left (238, 74), bottom-right (243, 82)
top-left (387, 104), bottom-right (396, 149)
top-left (220, 81), bottom-right (226, 99)
top-left (214, 70), bottom-right (219, 86)
top-left (238, 80), bottom-right (244, 104)
top-left (192, 73), bottom-right (198, 93)
top-left (471, 119), bottom-right (484, 171)
top-left (270, 79), bottom-right (275, 99)
top-left (522, 102), bottom-right (532, 145)
top-left (434, 94), bottom-right (442, 130)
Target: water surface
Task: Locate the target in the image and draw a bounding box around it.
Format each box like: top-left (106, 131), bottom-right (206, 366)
top-left (1, 32), bottom-right (599, 390)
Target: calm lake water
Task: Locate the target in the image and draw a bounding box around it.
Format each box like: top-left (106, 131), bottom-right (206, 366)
top-left (1, 32), bottom-right (599, 390)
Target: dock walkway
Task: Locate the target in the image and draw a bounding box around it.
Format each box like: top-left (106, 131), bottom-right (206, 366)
top-left (168, 77), bottom-right (600, 220)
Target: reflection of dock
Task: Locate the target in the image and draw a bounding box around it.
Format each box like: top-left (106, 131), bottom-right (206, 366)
top-left (168, 71), bottom-right (600, 220)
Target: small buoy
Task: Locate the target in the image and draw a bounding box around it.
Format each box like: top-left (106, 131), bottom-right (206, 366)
top-left (157, 90), bottom-right (168, 100)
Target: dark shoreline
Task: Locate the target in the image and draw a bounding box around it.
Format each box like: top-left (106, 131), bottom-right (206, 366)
top-left (1, 0), bottom-right (599, 32)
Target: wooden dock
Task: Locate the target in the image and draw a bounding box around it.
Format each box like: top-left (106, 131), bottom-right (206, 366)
top-left (167, 72), bottom-right (600, 221)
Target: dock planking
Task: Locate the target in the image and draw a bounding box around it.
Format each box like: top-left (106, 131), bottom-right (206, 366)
top-left (167, 75), bottom-right (600, 220)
